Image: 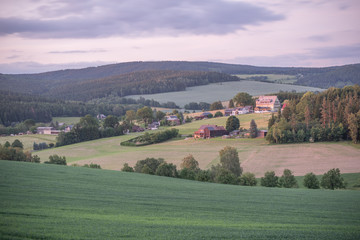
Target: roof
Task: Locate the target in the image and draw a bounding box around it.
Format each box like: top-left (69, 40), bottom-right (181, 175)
top-left (256, 96), bottom-right (278, 103)
top-left (198, 125), bottom-right (226, 131)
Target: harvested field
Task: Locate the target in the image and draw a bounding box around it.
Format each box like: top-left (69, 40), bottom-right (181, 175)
top-left (36, 135), bottom-right (360, 177)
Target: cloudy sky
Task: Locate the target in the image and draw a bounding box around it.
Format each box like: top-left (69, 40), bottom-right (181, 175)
top-left (0, 0), bottom-right (359, 73)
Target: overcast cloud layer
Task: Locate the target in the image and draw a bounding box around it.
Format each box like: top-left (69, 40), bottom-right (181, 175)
top-left (0, 0), bottom-right (359, 73)
top-left (0, 0), bottom-right (283, 38)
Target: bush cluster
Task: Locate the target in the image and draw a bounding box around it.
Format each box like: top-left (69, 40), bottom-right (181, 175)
top-left (120, 129), bottom-right (179, 146)
top-left (0, 140), bottom-right (40, 163)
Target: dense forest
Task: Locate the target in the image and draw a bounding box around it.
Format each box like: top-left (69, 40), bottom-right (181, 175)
top-left (1, 62), bottom-right (359, 99)
top-left (295, 64), bottom-right (360, 88)
top-left (44, 70), bottom-right (239, 101)
top-left (0, 90), bottom-right (179, 126)
top-left (267, 85), bottom-right (360, 144)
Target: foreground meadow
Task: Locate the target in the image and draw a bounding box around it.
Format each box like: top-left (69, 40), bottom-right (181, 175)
top-left (1, 160), bottom-right (359, 240)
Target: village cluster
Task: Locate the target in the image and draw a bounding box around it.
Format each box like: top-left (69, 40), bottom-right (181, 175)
top-left (30, 95), bottom-right (281, 139)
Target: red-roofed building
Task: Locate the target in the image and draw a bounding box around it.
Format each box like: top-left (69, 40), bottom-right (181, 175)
top-left (194, 125), bottom-right (228, 139)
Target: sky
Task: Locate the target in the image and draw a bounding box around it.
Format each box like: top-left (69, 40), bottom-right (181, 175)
top-left (0, 0), bottom-right (359, 74)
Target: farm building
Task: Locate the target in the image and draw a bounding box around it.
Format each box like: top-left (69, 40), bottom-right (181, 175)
top-left (258, 130), bottom-right (268, 138)
top-left (166, 115), bottom-right (180, 125)
top-left (194, 125), bottom-right (228, 139)
top-left (255, 96), bottom-right (280, 112)
top-left (36, 127), bottom-right (60, 135)
top-left (194, 112), bottom-right (213, 120)
top-left (64, 125), bottom-right (73, 133)
top-left (148, 122), bottom-right (160, 130)
top-left (97, 114), bottom-right (106, 120)
top-left (225, 106), bottom-right (253, 116)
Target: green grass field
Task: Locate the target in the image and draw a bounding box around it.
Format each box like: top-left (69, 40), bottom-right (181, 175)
top-left (127, 80), bottom-right (323, 107)
top-left (0, 160), bottom-right (359, 239)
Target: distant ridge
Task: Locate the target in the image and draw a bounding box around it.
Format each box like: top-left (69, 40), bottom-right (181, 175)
top-left (1, 61), bottom-right (359, 100)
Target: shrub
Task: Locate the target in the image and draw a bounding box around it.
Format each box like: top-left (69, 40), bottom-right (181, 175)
top-left (195, 170), bottom-right (212, 182)
top-left (134, 158), bottom-right (164, 174)
top-left (11, 139), bottom-right (23, 149)
top-left (215, 168), bottom-right (238, 185)
top-left (261, 171), bottom-right (279, 187)
top-left (83, 163), bottom-right (101, 169)
top-left (45, 155), bottom-right (66, 165)
top-left (179, 168), bottom-right (197, 180)
top-left (239, 172), bottom-right (257, 186)
top-left (121, 163), bottom-right (134, 172)
top-left (279, 169), bottom-right (298, 188)
top-left (155, 162), bottom-right (177, 177)
top-left (214, 111), bottom-right (223, 118)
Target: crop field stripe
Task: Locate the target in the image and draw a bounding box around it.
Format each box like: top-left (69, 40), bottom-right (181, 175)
top-left (1, 160), bottom-right (360, 239)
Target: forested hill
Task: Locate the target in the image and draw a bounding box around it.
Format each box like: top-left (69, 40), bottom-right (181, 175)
top-left (1, 61), bottom-right (359, 97)
top-left (6, 70), bottom-right (238, 101)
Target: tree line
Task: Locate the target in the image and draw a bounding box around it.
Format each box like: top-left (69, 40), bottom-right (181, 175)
top-left (267, 85), bottom-right (360, 144)
top-left (121, 146), bottom-right (346, 190)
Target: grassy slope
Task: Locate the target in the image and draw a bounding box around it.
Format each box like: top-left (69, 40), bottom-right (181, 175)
top-left (1, 160), bottom-right (359, 240)
top-left (27, 114), bottom-right (360, 177)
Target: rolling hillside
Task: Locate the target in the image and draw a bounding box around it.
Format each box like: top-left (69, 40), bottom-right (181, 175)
top-left (1, 61), bottom-right (359, 101)
top-left (1, 160), bottom-right (359, 239)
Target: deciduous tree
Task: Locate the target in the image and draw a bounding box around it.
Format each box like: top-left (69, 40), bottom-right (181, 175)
top-left (303, 172), bottom-right (320, 189)
top-left (249, 119), bottom-right (258, 138)
top-left (233, 92), bottom-right (254, 107)
top-left (180, 154), bottom-right (199, 171)
top-left (219, 146), bottom-right (242, 177)
top-left (239, 172), bottom-right (257, 186)
top-left (226, 116), bottom-right (240, 132)
top-left (103, 115), bottom-right (119, 128)
top-left (261, 171), bottom-right (278, 187)
top-left (320, 168), bottom-right (345, 190)
top-left (279, 169), bottom-right (298, 188)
